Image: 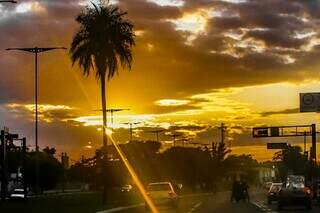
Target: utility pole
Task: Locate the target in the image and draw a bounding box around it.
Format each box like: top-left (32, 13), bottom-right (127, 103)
top-left (22, 137), bottom-right (27, 200)
top-left (169, 133), bottom-right (181, 147)
top-left (311, 124), bottom-right (317, 163)
top-left (179, 138), bottom-right (189, 147)
top-left (108, 109), bottom-right (130, 129)
top-left (6, 47), bottom-right (66, 194)
top-left (218, 123), bottom-right (227, 144)
top-left (304, 131), bottom-right (307, 154)
top-left (124, 122), bottom-right (141, 142)
top-left (147, 130), bottom-right (163, 143)
top-left (95, 108), bottom-right (130, 133)
top-left (0, 130), bottom-right (7, 201)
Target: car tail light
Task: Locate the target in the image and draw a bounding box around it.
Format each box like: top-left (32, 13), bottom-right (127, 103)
top-left (304, 188), bottom-right (311, 194)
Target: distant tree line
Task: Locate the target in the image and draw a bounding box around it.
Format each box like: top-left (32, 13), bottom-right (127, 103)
top-left (6, 144), bottom-right (63, 192)
top-left (272, 145), bottom-right (320, 182)
top-left (68, 141), bottom-right (260, 192)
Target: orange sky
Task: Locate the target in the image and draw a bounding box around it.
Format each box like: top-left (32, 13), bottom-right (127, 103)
top-left (1, 0), bottom-right (320, 161)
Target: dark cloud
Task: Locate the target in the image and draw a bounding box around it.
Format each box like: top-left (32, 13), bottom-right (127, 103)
top-left (260, 108), bottom-right (300, 117)
top-left (118, 0), bottom-right (182, 21)
top-left (0, 0), bottom-right (320, 157)
top-left (245, 29), bottom-right (307, 49)
top-left (1, 0), bottom-right (320, 106)
top-left (3, 103), bottom-right (78, 122)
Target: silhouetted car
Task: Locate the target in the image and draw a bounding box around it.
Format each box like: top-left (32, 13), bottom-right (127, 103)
top-left (315, 181), bottom-right (320, 202)
top-left (267, 183), bottom-right (282, 204)
top-left (278, 175), bottom-right (312, 210)
top-left (146, 182), bottom-right (179, 210)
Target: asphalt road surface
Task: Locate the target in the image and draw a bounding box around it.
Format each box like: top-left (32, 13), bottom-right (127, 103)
top-left (111, 189), bottom-right (320, 213)
top-left (119, 191), bottom-right (262, 213)
top-left (250, 189), bottom-right (320, 213)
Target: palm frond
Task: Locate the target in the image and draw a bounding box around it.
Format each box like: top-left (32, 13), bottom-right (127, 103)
top-left (70, 2), bottom-right (135, 80)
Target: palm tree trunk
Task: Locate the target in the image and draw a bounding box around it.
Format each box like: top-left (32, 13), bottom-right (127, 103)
top-left (100, 74), bottom-right (108, 204)
top-left (101, 75), bottom-right (108, 147)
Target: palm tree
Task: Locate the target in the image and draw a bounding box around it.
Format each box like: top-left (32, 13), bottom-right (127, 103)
top-left (70, 2), bottom-right (135, 149)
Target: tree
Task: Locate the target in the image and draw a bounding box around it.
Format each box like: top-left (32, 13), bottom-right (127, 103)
top-left (211, 141), bottom-right (231, 184)
top-left (273, 145), bottom-right (310, 180)
top-left (70, 1), bottom-right (135, 148)
top-left (43, 146), bottom-right (56, 156)
top-left (24, 151), bottom-right (63, 192)
top-left (70, 2), bottom-right (134, 203)
top-left (224, 154), bottom-right (259, 183)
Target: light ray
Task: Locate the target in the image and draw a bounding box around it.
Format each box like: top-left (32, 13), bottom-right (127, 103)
top-left (107, 133), bottom-right (158, 213)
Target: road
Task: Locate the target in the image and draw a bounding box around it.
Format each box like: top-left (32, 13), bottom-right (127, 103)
top-left (117, 191), bottom-right (262, 213)
top-left (105, 190), bottom-right (320, 213)
top-left (250, 189), bottom-right (320, 213)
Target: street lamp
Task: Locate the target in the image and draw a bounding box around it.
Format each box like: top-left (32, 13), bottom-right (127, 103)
top-left (124, 122), bottom-right (141, 142)
top-left (95, 108), bottom-right (130, 128)
top-left (6, 46), bottom-right (66, 193)
top-left (146, 129), bottom-right (164, 143)
top-left (6, 47), bottom-right (67, 152)
top-left (169, 133), bottom-right (182, 147)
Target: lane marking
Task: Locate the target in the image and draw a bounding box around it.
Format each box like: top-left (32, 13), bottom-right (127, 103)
top-left (97, 193), bottom-right (212, 213)
top-left (96, 203), bottom-right (144, 213)
top-left (250, 200), bottom-right (278, 213)
top-left (187, 201), bottom-right (203, 213)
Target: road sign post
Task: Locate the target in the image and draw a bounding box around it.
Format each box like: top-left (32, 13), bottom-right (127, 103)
top-left (0, 130), bottom-right (7, 201)
top-left (299, 93), bottom-right (320, 164)
top-left (312, 124), bottom-right (317, 162)
top-left (253, 124), bottom-right (317, 163)
top-left (0, 128), bottom-right (26, 201)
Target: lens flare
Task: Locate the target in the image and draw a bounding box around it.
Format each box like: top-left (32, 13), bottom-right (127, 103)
top-left (107, 134), bottom-right (158, 213)
top-left (105, 128), bottom-right (113, 136)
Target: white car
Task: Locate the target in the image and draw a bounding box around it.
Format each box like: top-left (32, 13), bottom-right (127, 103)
top-left (264, 182), bottom-right (273, 190)
top-left (146, 182), bottom-right (179, 210)
top-left (267, 183), bottom-right (283, 204)
top-left (121, 184), bottom-right (133, 192)
top-left (10, 188), bottom-right (27, 200)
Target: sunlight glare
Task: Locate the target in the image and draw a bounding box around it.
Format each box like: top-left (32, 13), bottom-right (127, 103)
top-left (147, 0), bottom-right (184, 7)
top-left (105, 128), bottom-right (113, 136)
top-left (107, 134), bottom-right (159, 213)
top-left (156, 99), bottom-right (190, 106)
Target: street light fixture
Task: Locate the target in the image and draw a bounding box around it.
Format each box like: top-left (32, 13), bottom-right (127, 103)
top-left (95, 108), bottom-right (130, 128)
top-left (6, 47), bottom-right (67, 152)
top-left (124, 122), bottom-right (141, 142)
top-left (146, 129), bottom-right (164, 143)
top-left (168, 132), bottom-right (182, 147)
top-left (6, 46), bottom-right (67, 193)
